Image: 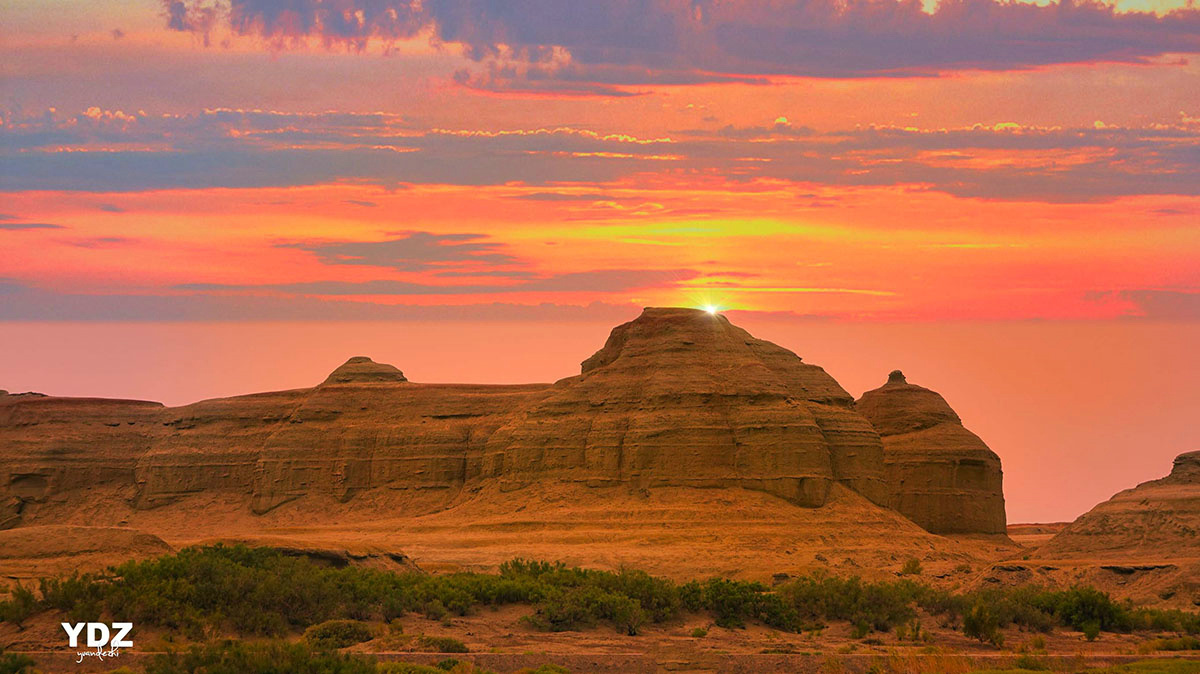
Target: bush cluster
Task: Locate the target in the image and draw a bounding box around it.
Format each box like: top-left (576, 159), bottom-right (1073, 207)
top-left (953, 585), bottom-right (1200, 644)
top-left (2, 544), bottom-right (1198, 645)
top-left (0, 649), bottom-right (36, 674)
top-left (304, 620), bottom-right (375, 649)
top-left (140, 640), bottom-right (553, 674)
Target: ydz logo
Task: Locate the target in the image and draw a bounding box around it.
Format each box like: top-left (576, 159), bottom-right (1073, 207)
top-left (62, 622), bottom-right (132, 663)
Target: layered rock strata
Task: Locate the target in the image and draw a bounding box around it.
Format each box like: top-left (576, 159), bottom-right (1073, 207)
top-left (856, 370), bottom-right (1006, 534)
top-left (0, 392), bottom-right (164, 528)
top-left (2, 309), bottom-right (1008, 535)
top-left (481, 308), bottom-right (886, 506)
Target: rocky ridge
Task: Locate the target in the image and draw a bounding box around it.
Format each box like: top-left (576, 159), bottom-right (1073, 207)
top-left (1, 309), bottom-right (1004, 542)
top-left (1038, 451), bottom-right (1200, 558)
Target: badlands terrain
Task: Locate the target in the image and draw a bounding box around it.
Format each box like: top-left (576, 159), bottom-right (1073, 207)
top-left (1, 307), bottom-right (1197, 672)
top-left (0, 308), bottom-right (1013, 578)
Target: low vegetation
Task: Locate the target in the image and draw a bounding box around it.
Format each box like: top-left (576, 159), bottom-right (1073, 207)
top-left (0, 649), bottom-right (36, 674)
top-left (304, 620), bottom-right (375, 649)
top-left (136, 640), bottom-right (559, 674)
top-left (2, 544), bottom-right (1198, 649)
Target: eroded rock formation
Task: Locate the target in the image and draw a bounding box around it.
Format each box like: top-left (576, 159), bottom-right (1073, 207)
top-left (1038, 451), bottom-right (1200, 558)
top-left (0, 392), bottom-right (164, 528)
top-left (856, 370), bottom-right (1006, 534)
top-left (2, 309), bottom-right (1007, 536)
top-left (482, 308), bottom-right (887, 506)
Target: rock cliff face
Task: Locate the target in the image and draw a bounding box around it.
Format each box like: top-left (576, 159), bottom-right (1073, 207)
top-left (134, 362), bottom-right (544, 514)
top-left (1038, 451), bottom-right (1200, 558)
top-left (482, 308), bottom-right (886, 507)
top-left (0, 392), bottom-right (164, 528)
top-left (1, 309), bottom-right (1006, 536)
top-left (856, 371), bottom-right (1006, 534)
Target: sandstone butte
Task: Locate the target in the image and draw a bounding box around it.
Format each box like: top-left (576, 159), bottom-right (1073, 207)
top-left (1, 307), bottom-right (1021, 580)
top-left (856, 370), bottom-right (1006, 535)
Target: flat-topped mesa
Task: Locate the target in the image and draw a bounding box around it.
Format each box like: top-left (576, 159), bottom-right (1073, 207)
top-left (0, 395), bottom-right (165, 528)
top-left (856, 371), bottom-right (1006, 535)
top-left (322, 356), bottom-right (407, 385)
top-left (483, 307), bottom-right (888, 507)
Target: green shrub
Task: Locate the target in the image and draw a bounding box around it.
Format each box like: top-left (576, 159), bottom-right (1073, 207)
top-left (1046, 586), bottom-right (1132, 633)
top-left (143, 640), bottom-right (377, 674)
top-left (39, 573), bottom-right (103, 623)
top-left (376, 664), bottom-right (444, 674)
top-left (777, 574), bottom-right (917, 633)
top-left (416, 636), bottom-right (469, 653)
top-left (10, 544), bottom-right (1200, 649)
top-left (304, 620), bottom-right (374, 649)
top-left (0, 648), bottom-right (36, 674)
top-left (1148, 636), bottom-right (1200, 651)
top-left (0, 586), bottom-right (36, 630)
top-left (964, 602), bottom-right (1005, 647)
top-left (1012, 654), bottom-right (1049, 670)
top-left (690, 627), bottom-right (708, 638)
top-left (900, 558), bottom-right (923, 576)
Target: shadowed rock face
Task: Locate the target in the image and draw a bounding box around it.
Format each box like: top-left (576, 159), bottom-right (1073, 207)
top-left (856, 371), bottom-right (1007, 535)
top-left (1038, 451), bottom-right (1200, 558)
top-left (483, 308), bottom-right (887, 507)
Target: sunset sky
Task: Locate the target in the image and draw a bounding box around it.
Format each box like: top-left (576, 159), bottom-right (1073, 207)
top-left (1, 0), bottom-right (1198, 522)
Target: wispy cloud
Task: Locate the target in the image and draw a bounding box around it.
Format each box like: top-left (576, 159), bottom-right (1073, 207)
top-left (4, 109), bottom-right (1198, 202)
top-left (0, 222), bottom-right (66, 231)
top-left (0, 278), bottom-right (641, 321)
top-left (1089, 289), bottom-right (1200, 319)
top-left (277, 232), bottom-right (520, 272)
top-left (176, 268), bottom-right (698, 295)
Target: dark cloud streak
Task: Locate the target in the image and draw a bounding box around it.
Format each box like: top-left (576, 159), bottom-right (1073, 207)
top-left (176, 268), bottom-right (698, 295)
top-left (278, 232), bottom-right (520, 272)
top-left (160, 0), bottom-right (1200, 90)
top-left (0, 222), bottom-right (66, 231)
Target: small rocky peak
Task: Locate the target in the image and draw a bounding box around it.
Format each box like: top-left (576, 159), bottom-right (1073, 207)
top-left (322, 356), bottom-right (407, 385)
top-left (1169, 451), bottom-right (1200, 482)
top-left (580, 307), bottom-right (732, 374)
top-left (857, 371), bottom-right (962, 436)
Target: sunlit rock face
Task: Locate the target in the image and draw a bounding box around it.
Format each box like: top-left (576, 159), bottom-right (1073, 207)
top-left (856, 371), bottom-right (1007, 534)
top-left (135, 359), bottom-right (544, 514)
top-left (243, 377), bottom-right (543, 514)
top-left (0, 393), bottom-right (164, 528)
top-left (2, 309), bottom-right (1005, 527)
top-left (482, 308), bottom-right (888, 507)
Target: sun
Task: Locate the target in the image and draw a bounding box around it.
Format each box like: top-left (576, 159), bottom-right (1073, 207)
top-left (702, 304), bottom-right (720, 315)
